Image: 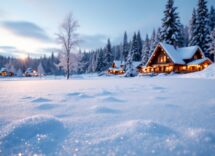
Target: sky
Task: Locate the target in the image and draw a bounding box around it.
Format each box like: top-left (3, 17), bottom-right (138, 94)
top-left (0, 0), bottom-right (215, 58)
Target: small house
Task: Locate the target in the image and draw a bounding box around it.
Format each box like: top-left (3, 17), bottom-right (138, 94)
top-left (0, 67), bottom-right (14, 77)
top-left (108, 60), bottom-right (142, 75)
top-left (140, 43), bottom-right (212, 74)
top-left (108, 60), bottom-right (125, 75)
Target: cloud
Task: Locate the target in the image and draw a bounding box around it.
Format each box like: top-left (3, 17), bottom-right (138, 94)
top-left (79, 34), bottom-right (108, 50)
top-left (1, 21), bottom-right (52, 42)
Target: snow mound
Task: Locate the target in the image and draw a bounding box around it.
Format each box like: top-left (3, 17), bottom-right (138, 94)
top-left (81, 120), bottom-right (178, 156)
top-left (0, 115), bottom-right (68, 155)
top-left (31, 97), bottom-right (51, 103)
top-left (101, 96), bottom-right (125, 103)
top-left (36, 103), bottom-right (59, 110)
top-left (93, 106), bottom-right (120, 114)
top-left (178, 63), bottom-right (215, 79)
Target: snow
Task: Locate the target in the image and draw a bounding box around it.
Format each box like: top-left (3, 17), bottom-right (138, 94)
top-left (1, 68), bottom-right (215, 155)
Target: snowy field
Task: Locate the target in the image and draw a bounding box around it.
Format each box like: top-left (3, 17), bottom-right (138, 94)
top-left (1, 65), bottom-right (215, 156)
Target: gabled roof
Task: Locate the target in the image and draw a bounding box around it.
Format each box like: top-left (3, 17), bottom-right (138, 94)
top-left (146, 42), bottom-right (205, 66)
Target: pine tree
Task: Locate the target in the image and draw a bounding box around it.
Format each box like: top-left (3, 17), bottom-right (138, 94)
top-left (125, 49), bottom-right (137, 77)
top-left (137, 31), bottom-right (143, 59)
top-left (131, 33), bottom-right (141, 61)
top-left (104, 39), bottom-right (114, 70)
top-left (96, 49), bottom-right (106, 72)
top-left (189, 9), bottom-right (199, 46)
top-left (160, 0), bottom-right (183, 47)
top-left (150, 29), bottom-right (158, 56)
top-left (157, 27), bottom-right (162, 42)
top-left (122, 32), bottom-right (129, 62)
top-left (142, 34), bottom-right (151, 65)
top-left (195, 0), bottom-right (211, 56)
top-left (209, 6), bottom-right (215, 32)
top-left (37, 62), bottom-right (45, 77)
top-left (208, 28), bottom-right (215, 62)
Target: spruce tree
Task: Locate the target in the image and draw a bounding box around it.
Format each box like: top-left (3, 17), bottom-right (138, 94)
top-left (209, 6), bottom-right (215, 32)
top-left (150, 29), bottom-right (158, 55)
top-left (208, 28), bottom-right (215, 62)
top-left (137, 31), bottom-right (143, 59)
top-left (131, 33), bottom-right (141, 61)
top-left (104, 39), bottom-right (114, 70)
top-left (96, 49), bottom-right (106, 72)
top-left (142, 34), bottom-right (151, 65)
top-left (195, 0), bottom-right (211, 56)
top-left (189, 9), bottom-right (199, 46)
top-left (122, 32), bottom-right (129, 62)
top-left (125, 49), bottom-right (137, 77)
top-left (160, 0), bottom-right (183, 47)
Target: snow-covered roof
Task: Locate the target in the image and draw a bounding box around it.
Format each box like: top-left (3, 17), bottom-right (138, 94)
top-left (146, 42), bottom-right (205, 66)
top-left (187, 58), bottom-right (211, 65)
top-left (0, 68), bottom-right (7, 72)
top-left (113, 60), bottom-right (124, 68)
top-left (159, 43), bottom-right (185, 64)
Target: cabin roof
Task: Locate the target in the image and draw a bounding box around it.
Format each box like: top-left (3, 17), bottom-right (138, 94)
top-left (187, 58), bottom-right (212, 65)
top-left (113, 60), bottom-right (124, 67)
top-left (146, 42), bottom-right (205, 66)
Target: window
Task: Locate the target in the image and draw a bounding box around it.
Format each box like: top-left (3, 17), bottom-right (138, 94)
top-left (160, 55), bottom-right (167, 63)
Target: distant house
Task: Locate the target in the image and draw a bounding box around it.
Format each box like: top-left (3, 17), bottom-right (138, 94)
top-left (24, 68), bottom-right (38, 77)
top-left (108, 60), bottom-right (125, 75)
top-left (140, 43), bottom-right (212, 74)
top-left (108, 60), bottom-right (142, 75)
top-left (0, 67), bottom-right (14, 77)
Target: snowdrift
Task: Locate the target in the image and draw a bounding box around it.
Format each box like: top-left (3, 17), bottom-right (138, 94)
top-left (0, 115), bottom-right (68, 155)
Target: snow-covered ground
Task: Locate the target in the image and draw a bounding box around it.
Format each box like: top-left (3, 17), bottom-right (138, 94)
top-left (0, 65), bottom-right (215, 156)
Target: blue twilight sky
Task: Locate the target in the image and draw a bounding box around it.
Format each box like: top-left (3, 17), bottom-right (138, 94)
top-left (0, 0), bottom-right (215, 58)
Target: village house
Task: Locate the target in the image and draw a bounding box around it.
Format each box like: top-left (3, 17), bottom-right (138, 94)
top-left (108, 60), bottom-right (125, 75)
top-left (140, 43), bottom-right (212, 74)
top-left (0, 67), bottom-right (14, 77)
top-left (108, 60), bottom-right (142, 75)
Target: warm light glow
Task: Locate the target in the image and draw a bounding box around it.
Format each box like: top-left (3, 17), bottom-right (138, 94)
top-left (19, 54), bottom-right (27, 61)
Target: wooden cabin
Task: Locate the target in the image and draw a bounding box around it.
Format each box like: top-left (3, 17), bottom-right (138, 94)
top-left (108, 60), bottom-right (142, 75)
top-left (0, 68), bottom-right (14, 77)
top-left (108, 61), bottom-right (125, 75)
top-left (140, 43), bottom-right (213, 74)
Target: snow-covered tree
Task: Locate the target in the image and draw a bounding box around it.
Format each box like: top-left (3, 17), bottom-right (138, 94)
top-left (103, 39), bottom-right (113, 70)
top-left (142, 34), bottom-right (151, 65)
top-left (131, 33), bottom-right (141, 61)
top-left (137, 31), bottom-right (143, 60)
top-left (150, 29), bottom-right (158, 56)
top-left (57, 13), bottom-right (79, 79)
top-left (37, 62), bottom-right (45, 77)
top-left (157, 27), bottom-right (162, 42)
top-left (208, 28), bottom-right (215, 62)
top-left (189, 9), bottom-right (199, 46)
top-left (160, 0), bottom-right (183, 48)
top-left (195, 0), bottom-right (211, 56)
top-left (209, 6), bottom-right (215, 32)
top-left (9, 65), bottom-right (16, 75)
top-left (125, 49), bottom-right (137, 77)
top-left (16, 68), bottom-right (23, 77)
top-left (122, 32), bottom-right (129, 62)
top-left (96, 49), bottom-right (106, 72)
